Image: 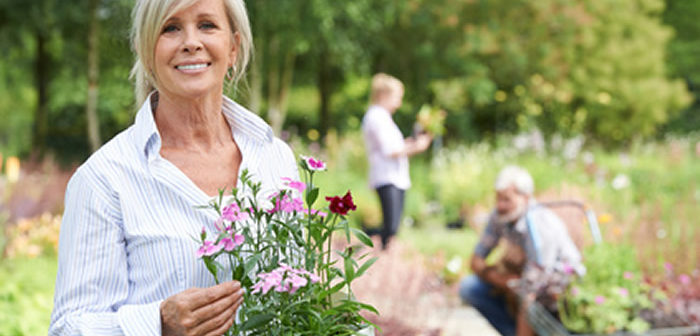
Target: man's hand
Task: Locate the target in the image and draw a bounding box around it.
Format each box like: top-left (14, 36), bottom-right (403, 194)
top-left (471, 255), bottom-right (519, 292)
top-left (161, 281), bottom-right (244, 336)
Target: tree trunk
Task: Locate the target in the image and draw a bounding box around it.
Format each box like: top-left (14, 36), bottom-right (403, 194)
top-left (248, 59), bottom-right (262, 114)
top-left (85, 0), bottom-right (101, 152)
top-left (32, 30), bottom-right (49, 158)
top-left (317, 47), bottom-right (332, 139)
top-left (266, 37), bottom-right (296, 135)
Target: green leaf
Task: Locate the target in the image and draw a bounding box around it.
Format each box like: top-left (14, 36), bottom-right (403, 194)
top-left (239, 313), bottom-right (275, 331)
top-left (306, 187), bottom-right (319, 206)
top-left (350, 228), bottom-right (373, 247)
top-left (344, 256), bottom-right (355, 282)
top-left (354, 257), bottom-right (377, 279)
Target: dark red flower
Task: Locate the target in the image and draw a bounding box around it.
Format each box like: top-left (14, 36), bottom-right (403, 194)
top-left (325, 191), bottom-right (357, 215)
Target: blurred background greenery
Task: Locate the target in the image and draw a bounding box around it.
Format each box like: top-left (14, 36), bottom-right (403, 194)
top-left (1, 0), bottom-right (699, 334)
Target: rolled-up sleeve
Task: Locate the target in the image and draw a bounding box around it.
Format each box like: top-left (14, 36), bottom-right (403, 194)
top-left (473, 215), bottom-right (502, 259)
top-left (49, 166), bottom-right (162, 336)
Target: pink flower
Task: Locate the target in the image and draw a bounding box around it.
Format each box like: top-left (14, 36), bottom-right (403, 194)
top-left (624, 271), bottom-right (634, 280)
top-left (214, 218), bottom-right (225, 232)
top-left (617, 288), bottom-right (629, 297)
top-left (222, 203), bottom-right (249, 222)
top-left (251, 264), bottom-right (319, 295)
top-left (268, 193), bottom-right (305, 214)
top-left (304, 208), bottom-right (327, 218)
top-left (302, 155), bottom-right (326, 171)
top-left (281, 177), bottom-right (306, 194)
top-left (679, 274), bottom-right (691, 286)
top-left (220, 234), bottom-right (244, 251)
top-left (595, 295), bottom-right (606, 305)
top-left (196, 240), bottom-right (223, 258)
top-left (562, 263), bottom-right (575, 275)
top-left (570, 286), bottom-right (580, 297)
top-left (664, 262), bottom-right (673, 274)
top-left (251, 271), bottom-right (283, 295)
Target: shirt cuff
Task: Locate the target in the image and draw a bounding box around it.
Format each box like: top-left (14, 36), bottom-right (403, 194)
top-left (117, 300), bottom-right (163, 336)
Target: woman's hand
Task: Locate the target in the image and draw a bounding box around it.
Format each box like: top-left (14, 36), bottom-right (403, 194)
top-left (161, 281), bottom-right (244, 336)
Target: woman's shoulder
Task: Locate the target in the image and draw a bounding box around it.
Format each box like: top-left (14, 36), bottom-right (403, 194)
top-left (67, 126), bottom-right (142, 192)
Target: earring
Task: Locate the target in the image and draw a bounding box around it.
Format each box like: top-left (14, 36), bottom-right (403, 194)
top-left (226, 65), bottom-right (237, 81)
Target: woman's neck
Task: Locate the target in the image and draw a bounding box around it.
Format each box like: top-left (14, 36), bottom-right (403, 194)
top-left (154, 92), bottom-right (233, 151)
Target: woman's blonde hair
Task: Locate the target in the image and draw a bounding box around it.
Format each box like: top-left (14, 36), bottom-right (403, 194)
top-left (129, 0), bottom-right (253, 106)
top-left (370, 73), bottom-right (404, 104)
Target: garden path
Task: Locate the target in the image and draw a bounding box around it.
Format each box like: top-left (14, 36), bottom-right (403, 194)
top-left (351, 238), bottom-right (500, 336)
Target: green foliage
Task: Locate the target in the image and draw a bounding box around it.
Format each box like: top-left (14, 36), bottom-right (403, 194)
top-left (1, 0), bottom-right (698, 158)
top-left (559, 243), bottom-right (652, 334)
top-left (0, 257), bottom-right (57, 336)
top-left (422, 0), bottom-right (691, 145)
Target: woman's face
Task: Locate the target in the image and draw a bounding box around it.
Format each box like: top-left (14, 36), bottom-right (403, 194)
top-left (154, 0), bottom-right (236, 100)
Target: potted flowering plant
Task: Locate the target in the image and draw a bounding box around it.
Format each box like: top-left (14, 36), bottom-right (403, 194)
top-left (416, 104), bottom-right (447, 137)
top-left (195, 156), bottom-right (377, 335)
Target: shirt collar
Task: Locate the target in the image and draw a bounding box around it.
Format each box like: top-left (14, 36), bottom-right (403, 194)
top-left (369, 104), bottom-right (391, 117)
top-left (132, 92), bottom-right (274, 161)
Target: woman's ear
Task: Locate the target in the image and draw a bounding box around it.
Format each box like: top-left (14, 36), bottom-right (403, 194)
top-left (229, 31), bottom-right (241, 68)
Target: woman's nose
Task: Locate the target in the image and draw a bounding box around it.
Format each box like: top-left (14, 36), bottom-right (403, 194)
top-left (182, 27), bottom-right (203, 53)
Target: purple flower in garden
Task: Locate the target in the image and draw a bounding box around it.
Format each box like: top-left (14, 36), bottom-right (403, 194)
top-left (268, 193), bottom-right (305, 214)
top-left (595, 295), bottom-right (606, 305)
top-left (222, 203), bottom-right (249, 222)
top-left (302, 155), bottom-right (326, 171)
top-left (251, 263), bottom-right (319, 295)
top-left (220, 235), bottom-right (244, 252)
top-left (679, 274), bottom-right (691, 286)
top-left (664, 262), bottom-right (673, 274)
top-left (214, 217), bottom-right (225, 232)
top-left (624, 271), bottom-right (634, 280)
top-left (617, 288), bottom-right (629, 297)
top-left (196, 240), bottom-right (223, 258)
top-left (571, 286), bottom-right (580, 297)
top-left (304, 208), bottom-right (327, 218)
top-left (562, 263), bottom-right (575, 275)
top-left (251, 270), bottom-right (284, 295)
top-left (281, 177), bottom-right (306, 194)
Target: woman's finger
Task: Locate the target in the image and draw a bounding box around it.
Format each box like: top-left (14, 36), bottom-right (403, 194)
top-left (188, 281), bottom-right (241, 310)
top-left (192, 286), bottom-right (243, 321)
top-left (196, 295), bottom-right (242, 336)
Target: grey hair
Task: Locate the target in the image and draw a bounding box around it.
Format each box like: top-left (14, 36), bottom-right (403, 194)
top-left (494, 165), bottom-right (534, 196)
top-left (129, 0), bottom-right (253, 106)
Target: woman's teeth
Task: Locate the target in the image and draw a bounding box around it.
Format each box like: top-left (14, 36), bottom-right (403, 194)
top-left (176, 63), bottom-right (208, 70)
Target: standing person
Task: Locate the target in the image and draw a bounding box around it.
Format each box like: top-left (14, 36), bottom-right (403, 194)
top-left (459, 166), bottom-right (584, 336)
top-left (49, 0), bottom-right (298, 335)
top-left (361, 73), bottom-right (432, 249)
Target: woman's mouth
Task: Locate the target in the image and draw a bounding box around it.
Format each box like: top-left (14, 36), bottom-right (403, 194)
top-left (175, 63), bottom-right (211, 71)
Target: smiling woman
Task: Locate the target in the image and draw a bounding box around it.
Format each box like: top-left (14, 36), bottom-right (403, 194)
top-left (48, 0), bottom-right (299, 335)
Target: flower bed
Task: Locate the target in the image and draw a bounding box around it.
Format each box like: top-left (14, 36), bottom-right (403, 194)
top-left (518, 243), bottom-right (700, 335)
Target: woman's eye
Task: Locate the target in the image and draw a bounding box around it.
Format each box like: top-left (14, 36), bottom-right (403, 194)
top-left (162, 24), bottom-right (178, 33)
top-left (200, 22), bottom-right (217, 30)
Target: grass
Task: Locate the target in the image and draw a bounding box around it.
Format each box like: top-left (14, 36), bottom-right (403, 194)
top-left (0, 256), bottom-right (57, 336)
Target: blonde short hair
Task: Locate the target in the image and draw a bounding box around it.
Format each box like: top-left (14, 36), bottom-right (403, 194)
top-left (370, 73), bottom-right (404, 104)
top-left (129, 0), bottom-right (253, 106)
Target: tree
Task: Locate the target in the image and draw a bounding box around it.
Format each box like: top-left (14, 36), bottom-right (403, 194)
top-left (423, 0), bottom-right (691, 145)
top-left (85, 0), bottom-right (102, 152)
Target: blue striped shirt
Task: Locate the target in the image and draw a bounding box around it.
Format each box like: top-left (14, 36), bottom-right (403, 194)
top-left (49, 94), bottom-right (298, 335)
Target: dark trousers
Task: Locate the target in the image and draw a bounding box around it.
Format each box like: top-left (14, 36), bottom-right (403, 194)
top-left (376, 184), bottom-right (405, 249)
top-left (459, 275), bottom-right (516, 336)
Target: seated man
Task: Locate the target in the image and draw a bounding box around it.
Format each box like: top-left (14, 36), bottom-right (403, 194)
top-left (459, 166), bottom-right (584, 336)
